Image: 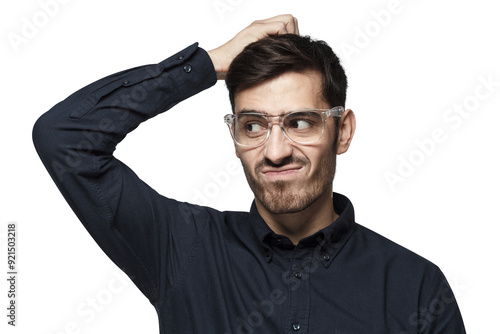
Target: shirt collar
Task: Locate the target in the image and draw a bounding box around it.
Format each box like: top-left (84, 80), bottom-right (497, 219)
top-left (248, 192), bottom-right (357, 267)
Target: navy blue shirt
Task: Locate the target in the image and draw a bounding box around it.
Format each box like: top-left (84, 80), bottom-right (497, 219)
top-left (33, 43), bottom-right (466, 333)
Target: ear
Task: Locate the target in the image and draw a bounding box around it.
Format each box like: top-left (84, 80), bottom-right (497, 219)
top-left (336, 109), bottom-right (356, 155)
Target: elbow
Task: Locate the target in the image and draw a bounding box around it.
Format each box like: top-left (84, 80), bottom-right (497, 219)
top-left (32, 110), bottom-right (56, 160)
top-left (32, 105), bottom-right (70, 184)
top-left (33, 108), bottom-right (74, 184)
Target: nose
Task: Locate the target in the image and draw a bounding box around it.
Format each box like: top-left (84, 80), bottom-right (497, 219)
top-left (263, 123), bottom-right (293, 165)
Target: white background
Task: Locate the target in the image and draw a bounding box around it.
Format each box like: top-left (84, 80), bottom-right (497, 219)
top-left (1, 0), bottom-right (499, 333)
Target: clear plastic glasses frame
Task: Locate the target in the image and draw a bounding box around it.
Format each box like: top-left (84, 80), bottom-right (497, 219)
top-left (224, 106), bottom-right (344, 148)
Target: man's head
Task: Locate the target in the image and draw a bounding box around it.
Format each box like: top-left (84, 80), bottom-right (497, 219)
top-left (225, 34), bottom-right (354, 216)
top-left (226, 34), bottom-right (347, 115)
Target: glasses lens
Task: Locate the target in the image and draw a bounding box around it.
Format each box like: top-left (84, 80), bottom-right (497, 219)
top-left (233, 114), bottom-right (268, 146)
top-left (283, 111), bottom-right (324, 143)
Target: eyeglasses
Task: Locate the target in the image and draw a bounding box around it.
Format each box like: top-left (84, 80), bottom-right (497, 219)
top-left (224, 107), bottom-right (344, 147)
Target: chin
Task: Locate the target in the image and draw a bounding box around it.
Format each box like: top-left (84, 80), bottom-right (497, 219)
top-left (257, 181), bottom-right (322, 215)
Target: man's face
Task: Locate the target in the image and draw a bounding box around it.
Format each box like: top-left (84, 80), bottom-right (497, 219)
top-left (234, 71), bottom-right (338, 215)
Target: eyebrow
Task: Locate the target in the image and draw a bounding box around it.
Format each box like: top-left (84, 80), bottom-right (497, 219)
top-left (237, 108), bottom-right (271, 115)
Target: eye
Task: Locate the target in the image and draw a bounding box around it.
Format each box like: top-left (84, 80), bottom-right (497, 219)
top-left (246, 122), bottom-right (264, 132)
top-left (290, 119), bottom-right (312, 129)
top-left (286, 111), bottom-right (321, 131)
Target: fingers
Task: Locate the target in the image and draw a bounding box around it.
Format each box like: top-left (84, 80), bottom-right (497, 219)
top-left (207, 14), bottom-right (299, 80)
top-left (293, 16), bottom-right (299, 35)
top-left (252, 14), bottom-right (299, 36)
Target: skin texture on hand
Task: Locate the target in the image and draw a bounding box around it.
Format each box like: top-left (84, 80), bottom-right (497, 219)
top-left (207, 14), bottom-right (299, 80)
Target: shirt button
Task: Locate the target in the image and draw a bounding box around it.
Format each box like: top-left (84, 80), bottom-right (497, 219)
top-left (177, 55), bottom-right (184, 60)
top-left (322, 254), bottom-right (330, 261)
top-left (183, 64), bottom-right (192, 73)
top-left (122, 80), bottom-right (129, 85)
top-left (294, 272), bottom-right (302, 279)
top-left (292, 322), bottom-right (301, 331)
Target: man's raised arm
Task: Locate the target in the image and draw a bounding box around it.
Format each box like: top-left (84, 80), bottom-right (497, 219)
top-left (32, 15), bottom-right (298, 303)
top-left (33, 42), bottom-right (217, 302)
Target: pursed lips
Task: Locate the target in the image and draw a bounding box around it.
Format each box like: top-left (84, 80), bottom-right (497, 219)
top-left (259, 165), bottom-right (304, 178)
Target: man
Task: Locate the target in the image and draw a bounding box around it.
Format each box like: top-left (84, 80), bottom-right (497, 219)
top-left (33, 15), bottom-right (465, 333)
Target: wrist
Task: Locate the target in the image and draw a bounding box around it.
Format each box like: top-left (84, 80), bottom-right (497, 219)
top-left (207, 49), bottom-right (227, 80)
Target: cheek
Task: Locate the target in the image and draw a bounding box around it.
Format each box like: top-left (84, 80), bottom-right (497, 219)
top-left (304, 145), bottom-right (335, 172)
top-left (300, 146), bottom-right (320, 165)
top-left (307, 154), bottom-right (321, 171)
top-left (237, 150), bottom-right (257, 171)
top-left (324, 121), bottom-right (338, 145)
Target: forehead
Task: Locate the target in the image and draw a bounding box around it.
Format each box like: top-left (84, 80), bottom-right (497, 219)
top-left (234, 71), bottom-right (327, 115)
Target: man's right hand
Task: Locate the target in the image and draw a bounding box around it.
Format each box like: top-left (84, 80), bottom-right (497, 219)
top-left (207, 14), bottom-right (299, 80)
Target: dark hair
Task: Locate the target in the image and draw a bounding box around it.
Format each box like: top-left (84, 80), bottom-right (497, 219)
top-left (226, 34), bottom-right (347, 113)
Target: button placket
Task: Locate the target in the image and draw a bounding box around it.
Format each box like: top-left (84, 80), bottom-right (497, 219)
top-left (286, 246), bottom-right (311, 333)
top-left (264, 247), bottom-right (273, 262)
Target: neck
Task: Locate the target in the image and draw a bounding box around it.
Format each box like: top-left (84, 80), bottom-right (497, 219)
top-left (255, 189), bottom-right (338, 245)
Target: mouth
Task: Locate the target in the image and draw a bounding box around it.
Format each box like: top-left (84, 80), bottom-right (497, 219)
top-left (260, 166), bottom-right (303, 180)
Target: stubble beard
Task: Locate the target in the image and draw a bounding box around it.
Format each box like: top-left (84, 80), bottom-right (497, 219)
top-left (242, 153), bottom-right (337, 215)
